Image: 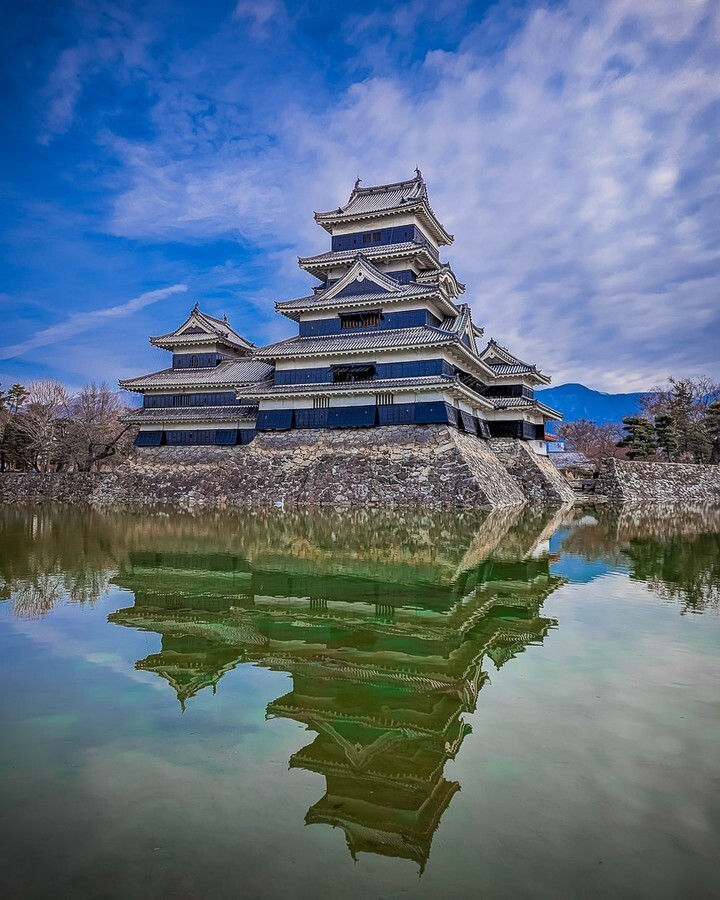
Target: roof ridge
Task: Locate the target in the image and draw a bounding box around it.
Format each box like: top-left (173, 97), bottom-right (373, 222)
top-left (348, 170), bottom-right (423, 199)
top-left (484, 338), bottom-right (533, 368)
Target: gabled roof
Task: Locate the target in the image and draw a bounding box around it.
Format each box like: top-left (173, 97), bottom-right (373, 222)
top-left (479, 339), bottom-right (551, 385)
top-left (450, 304), bottom-right (482, 354)
top-left (150, 304), bottom-right (254, 352)
top-left (322, 254), bottom-right (405, 301)
top-left (416, 264), bottom-right (466, 296)
top-left (314, 170), bottom-right (454, 246)
top-left (277, 254), bottom-right (458, 320)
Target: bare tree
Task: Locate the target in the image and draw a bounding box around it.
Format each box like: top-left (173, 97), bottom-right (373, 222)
top-left (16, 380), bottom-right (71, 473)
top-left (555, 419), bottom-right (625, 467)
top-left (64, 382), bottom-right (134, 472)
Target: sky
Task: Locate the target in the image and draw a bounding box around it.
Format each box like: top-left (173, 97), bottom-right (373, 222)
top-left (1, 0), bottom-right (718, 394)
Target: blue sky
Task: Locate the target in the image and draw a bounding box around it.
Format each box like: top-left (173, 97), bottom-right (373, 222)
top-left (1, 0), bottom-right (718, 394)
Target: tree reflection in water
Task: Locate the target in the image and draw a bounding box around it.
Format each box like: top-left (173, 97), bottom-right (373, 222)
top-left (557, 503), bottom-right (720, 614)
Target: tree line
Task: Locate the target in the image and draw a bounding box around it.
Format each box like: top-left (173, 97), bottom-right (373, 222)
top-left (0, 380), bottom-right (136, 473)
top-left (556, 376), bottom-right (720, 466)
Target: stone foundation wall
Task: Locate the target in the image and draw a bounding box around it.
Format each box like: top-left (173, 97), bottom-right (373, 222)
top-left (488, 438), bottom-right (576, 506)
top-left (0, 427), bottom-right (575, 510)
top-left (0, 472), bottom-right (109, 506)
top-left (595, 458), bottom-right (720, 502)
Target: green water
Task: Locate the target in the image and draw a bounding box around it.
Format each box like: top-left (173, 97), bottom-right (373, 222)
top-left (0, 504), bottom-right (719, 899)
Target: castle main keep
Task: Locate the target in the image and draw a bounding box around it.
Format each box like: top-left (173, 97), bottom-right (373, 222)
top-left (121, 171), bottom-right (562, 454)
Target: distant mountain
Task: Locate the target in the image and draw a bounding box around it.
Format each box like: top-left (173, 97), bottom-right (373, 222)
top-left (537, 383), bottom-right (645, 431)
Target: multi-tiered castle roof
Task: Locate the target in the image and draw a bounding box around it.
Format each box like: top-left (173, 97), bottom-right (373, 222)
top-left (120, 170), bottom-right (561, 448)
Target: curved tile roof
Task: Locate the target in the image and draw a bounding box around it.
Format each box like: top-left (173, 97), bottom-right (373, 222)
top-left (298, 241), bottom-right (437, 269)
top-left (488, 396), bottom-right (562, 419)
top-left (257, 326), bottom-right (458, 359)
top-left (240, 375), bottom-right (455, 396)
top-left (120, 359), bottom-right (273, 391)
top-left (151, 306), bottom-right (254, 350)
top-left (124, 406), bottom-right (259, 424)
top-left (276, 283), bottom-right (439, 311)
top-left (314, 172), bottom-right (453, 244)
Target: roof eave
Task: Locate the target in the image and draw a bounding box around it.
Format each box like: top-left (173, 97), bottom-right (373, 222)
top-left (297, 244), bottom-right (438, 275)
top-left (274, 289), bottom-right (456, 320)
top-left (149, 335), bottom-right (253, 351)
top-left (256, 336), bottom-right (455, 362)
top-left (313, 202), bottom-right (453, 245)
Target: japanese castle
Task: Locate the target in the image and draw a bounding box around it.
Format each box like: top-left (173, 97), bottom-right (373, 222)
top-left (121, 170), bottom-right (561, 450)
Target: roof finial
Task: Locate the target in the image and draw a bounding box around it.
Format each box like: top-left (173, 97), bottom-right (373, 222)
top-left (192, 300), bottom-right (199, 312)
top-left (415, 166), bottom-right (422, 180)
top-left (354, 175), bottom-right (362, 190)
top-left (223, 313), bottom-right (228, 323)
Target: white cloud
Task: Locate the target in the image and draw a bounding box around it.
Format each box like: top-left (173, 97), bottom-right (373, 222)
top-left (99, 0), bottom-right (720, 389)
top-left (232, 0), bottom-right (283, 38)
top-left (0, 285), bottom-right (188, 361)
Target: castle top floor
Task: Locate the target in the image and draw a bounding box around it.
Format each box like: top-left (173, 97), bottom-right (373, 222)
top-left (313, 169), bottom-right (453, 250)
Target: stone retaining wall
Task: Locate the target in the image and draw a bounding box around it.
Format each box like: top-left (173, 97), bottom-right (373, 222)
top-left (595, 458), bottom-right (720, 502)
top-left (0, 472), bottom-right (108, 506)
top-left (0, 427), bottom-right (574, 510)
top-left (488, 437), bottom-right (576, 506)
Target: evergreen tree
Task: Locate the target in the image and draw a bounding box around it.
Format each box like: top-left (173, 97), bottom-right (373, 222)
top-left (654, 414), bottom-right (678, 460)
top-left (617, 416), bottom-right (657, 459)
top-left (705, 401), bottom-right (720, 464)
top-left (642, 376), bottom-right (720, 462)
top-left (6, 383), bottom-right (29, 413)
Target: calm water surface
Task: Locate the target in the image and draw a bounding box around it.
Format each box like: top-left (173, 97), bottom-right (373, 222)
top-left (1, 504), bottom-right (719, 899)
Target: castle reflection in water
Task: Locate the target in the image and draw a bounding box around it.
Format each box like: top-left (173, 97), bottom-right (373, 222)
top-left (106, 507), bottom-right (567, 869)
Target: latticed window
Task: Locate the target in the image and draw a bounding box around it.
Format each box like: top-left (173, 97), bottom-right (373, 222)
top-left (340, 311), bottom-right (381, 330)
top-left (331, 363), bottom-right (376, 383)
top-left (376, 393), bottom-right (394, 406)
top-left (313, 396), bottom-right (330, 409)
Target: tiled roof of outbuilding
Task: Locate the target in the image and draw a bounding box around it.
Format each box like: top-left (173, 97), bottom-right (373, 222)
top-left (479, 339), bottom-right (551, 385)
top-left (123, 406), bottom-right (259, 424)
top-left (487, 396), bottom-right (562, 419)
top-left (119, 359), bottom-right (273, 391)
top-left (151, 305), bottom-right (254, 351)
top-left (486, 364), bottom-right (536, 376)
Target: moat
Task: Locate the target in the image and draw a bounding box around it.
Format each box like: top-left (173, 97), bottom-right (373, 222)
top-left (1, 504), bottom-right (719, 899)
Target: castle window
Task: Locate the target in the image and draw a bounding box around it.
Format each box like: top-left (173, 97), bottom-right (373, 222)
top-left (340, 311), bottom-right (381, 330)
top-left (362, 233), bottom-right (372, 244)
top-left (372, 231), bottom-right (382, 242)
top-left (376, 393), bottom-right (394, 405)
top-left (331, 363), bottom-right (376, 383)
top-left (313, 396), bottom-right (330, 409)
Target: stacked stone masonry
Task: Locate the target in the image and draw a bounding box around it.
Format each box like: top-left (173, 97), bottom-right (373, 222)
top-left (488, 438), bottom-right (576, 506)
top-left (0, 428), bottom-right (575, 510)
top-left (594, 458), bottom-right (720, 502)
